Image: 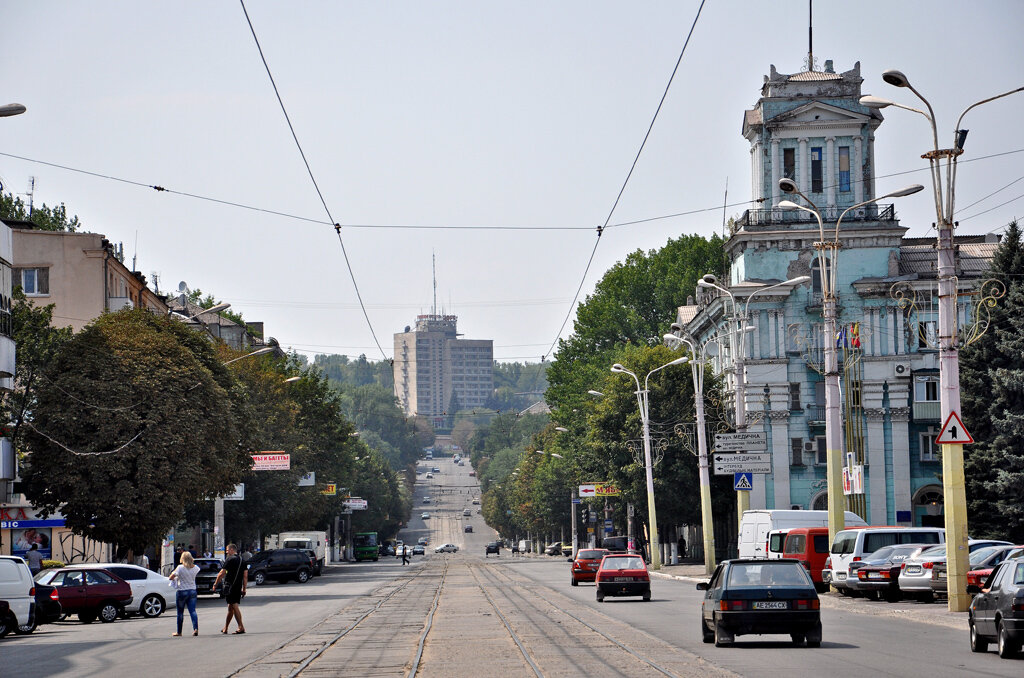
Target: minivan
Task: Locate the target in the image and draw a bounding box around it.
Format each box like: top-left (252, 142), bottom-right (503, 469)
top-left (830, 527), bottom-right (945, 592)
top-left (783, 527), bottom-right (850, 591)
top-left (738, 510), bottom-right (868, 559)
top-left (0, 555), bottom-right (36, 637)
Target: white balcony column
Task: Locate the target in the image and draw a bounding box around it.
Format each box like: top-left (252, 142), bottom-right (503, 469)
top-left (854, 135), bottom-right (864, 204)
top-left (798, 137), bottom-right (809, 195)
top-left (770, 410), bottom-right (791, 510)
top-left (872, 309), bottom-right (883, 356)
top-left (887, 307), bottom-right (896, 356)
top-left (889, 384), bottom-right (913, 522)
top-left (771, 139), bottom-right (782, 208)
top-left (825, 136), bottom-right (836, 207)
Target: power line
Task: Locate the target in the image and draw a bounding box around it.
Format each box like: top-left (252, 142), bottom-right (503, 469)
top-left (239, 0), bottom-right (387, 362)
top-left (543, 0), bottom-right (707, 361)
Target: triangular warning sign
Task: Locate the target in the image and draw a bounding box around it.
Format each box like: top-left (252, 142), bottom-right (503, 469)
top-left (734, 473), bottom-right (753, 490)
top-left (936, 410), bottom-right (974, 445)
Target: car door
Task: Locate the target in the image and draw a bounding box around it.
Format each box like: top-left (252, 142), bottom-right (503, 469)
top-left (55, 570), bottom-right (88, 613)
top-left (975, 563), bottom-right (1006, 635)
top-left (86, 570), bottom-right (125, 606)
top-left (107, 567), bottom-right (146, 607)
top-left (702, 565), bottom-right (724, 625)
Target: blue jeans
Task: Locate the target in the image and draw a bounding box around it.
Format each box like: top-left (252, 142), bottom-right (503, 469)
top-left (176, 589), bottom-right (198, 633)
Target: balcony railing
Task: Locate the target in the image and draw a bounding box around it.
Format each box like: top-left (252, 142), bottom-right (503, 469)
top-left (806, 405), bottom-right (826, 423)
top-left (735, 203), bottom-right (895, 230)
top-left (913, 401), bottom-right (941, 421)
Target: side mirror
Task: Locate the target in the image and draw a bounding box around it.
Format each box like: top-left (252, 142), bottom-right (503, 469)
top-left (966, 584), bottom-right (982, 595)
top-left (696, 582), bottom-right (709, 591)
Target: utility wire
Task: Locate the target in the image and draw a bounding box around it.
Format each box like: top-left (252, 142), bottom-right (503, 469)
top-left (543, 0), bottom-right (707, 361)
top-left (239, 0), bottom-right (388, 362)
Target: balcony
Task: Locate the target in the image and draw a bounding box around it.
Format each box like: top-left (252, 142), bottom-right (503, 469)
top-left (913, 401), bottom-right (941, 421)
top-left (108, 296), bottom-right (134, 312)
top-left (735, 204), bottom-right (895, 231)
top-left (806, 405), bottom-right (826, 423)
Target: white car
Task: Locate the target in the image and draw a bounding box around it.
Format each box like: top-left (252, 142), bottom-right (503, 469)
top-left (421, 512), bottom-right (430, 519)
top-left (434, 544), bottom-right (459, 553)
top-left (426, 473), bottom-right (433, 479)
top-left (79, 563), bottom-right (175, 618)
top-left (898, 539), bottom-right (1011, 600)
top-left (0, 556), bottom-right (36, 637)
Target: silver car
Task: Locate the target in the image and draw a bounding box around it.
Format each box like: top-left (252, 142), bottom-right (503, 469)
top-left (899, 540), bottom-right (1011, 601)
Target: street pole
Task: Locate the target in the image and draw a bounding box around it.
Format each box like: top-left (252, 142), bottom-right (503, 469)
top-left (570, 490), bottom-right (578, 559)
top-left (214, 496), bottom-right (225, 559)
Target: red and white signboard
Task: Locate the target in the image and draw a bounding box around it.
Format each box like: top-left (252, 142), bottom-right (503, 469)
top-left (936, 411), bottom-right (974, 445)
top-left (578, 484), bottom-right (596, 497)
top-left (252, 452), bottom-right (291, 470)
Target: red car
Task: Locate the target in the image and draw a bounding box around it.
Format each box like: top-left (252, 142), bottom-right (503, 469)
top-left (570, 548), bottom-right (609, 586)
top-left (35, 567), bottom-right (133, 623)
top-left (595, 553), bottom-right (651, 602)
top-left (964, 546), bottom-right (1024, 589)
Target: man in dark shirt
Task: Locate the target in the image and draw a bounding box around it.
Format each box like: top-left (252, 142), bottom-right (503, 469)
top-left (213, 543), bottom-right (248, 634)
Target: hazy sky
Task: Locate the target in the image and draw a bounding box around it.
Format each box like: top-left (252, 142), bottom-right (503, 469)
top-left (2, 1), bottom-right (1022, 363)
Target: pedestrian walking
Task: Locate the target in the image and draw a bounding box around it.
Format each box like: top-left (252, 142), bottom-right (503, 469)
top-left (213, 543), bottom-right (247, 634)
top-left (401, 546), bottom-right (410, 565)
top-left (24, 543), bottom-right (43, 576)
top-left (174, 546), bottom-right (184, 566)
top-left (677, 535), bottom-right (687, 560)
top-left (168, 551), bottom-right (200, 637)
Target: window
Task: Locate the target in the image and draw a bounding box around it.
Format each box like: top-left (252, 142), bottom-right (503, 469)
top-left (786, 324), bottom-right (802, 353)
top-left (791, 438), bottom-right (804, 466)
top-left (13, 267), bottom-right (49, 295)
top-left (920, 429), bottom-right (939, 462)
top-left (815, 436), bottom-right (827, 465)
top-left (783, 148), bottom-right (796, 180)
top-left (839, 146), bottom-right (851, 192)
top-left (918, 321), bottom-right (937, 349)
top-left (86, 570), bottom-right (117, 585)
top-left (811, 147), bottom-right (823, 192)
top-left (914, 376), bottom-right (939, 402)
top-left (784, 534), bottom-right (806, 555)
top-left (811, 257), bottom-right (831, 297)
top-left (789, 383), bottom-right (801, 410)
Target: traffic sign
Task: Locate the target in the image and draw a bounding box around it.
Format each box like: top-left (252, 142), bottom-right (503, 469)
top-left (604, 519), bottom-right (613, 534)
top-left (936, 411), bottom-right (974, 444)
top-left (733, 473), bottom-right (753, 491)
top-left (571, 497), bottom-right (581, 504)
top-left (713, 452), bottom-right (772, 475)
top-left (714, 431), bottom-right (768, 452)
top-left (579, 484), bottom-right (596, 497)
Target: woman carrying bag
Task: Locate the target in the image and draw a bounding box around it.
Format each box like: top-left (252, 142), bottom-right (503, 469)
top-left (168, 551), bottom-right (200, 636)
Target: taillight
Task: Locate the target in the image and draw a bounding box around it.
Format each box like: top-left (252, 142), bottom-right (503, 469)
top-left (1012, 599), bottom-right (1024, 612)
top-left (793, 599), bottom-right (819, 610)
top-left (50, 589), bottom-right (59, 601)
top-left (852, 556), bottom-right (861, 562)
top-left (720, 600), bottom-right (747, 611)
top-left (901, 562), bottom-right (907, 570)
top-left (858, 570), bottom-right (868, 580)
top-left (29, 586), bottom-right (35, 597)
top-left (922, 562), bottom-right (934, 570)
top-left (824, 557), bottom-right (831, 569)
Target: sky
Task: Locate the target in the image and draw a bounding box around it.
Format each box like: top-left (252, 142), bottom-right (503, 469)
top-left (1, 1), bottom-right (1022, 364)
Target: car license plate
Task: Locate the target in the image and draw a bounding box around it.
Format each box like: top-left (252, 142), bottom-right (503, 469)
top-left (836, 573), bottom-right (846, 580)
top-left (614, 577), bottom-right (633, 582)
top-left (752, 601), bottom-right (788, 610)
top-left (869, 572), bottom-right (883, 579)
top-left (936, 572), bottom-right (946, 579)
top-left (906, 566), bottom-right (921, 574)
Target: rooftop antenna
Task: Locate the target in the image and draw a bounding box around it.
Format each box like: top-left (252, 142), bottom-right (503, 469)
top-left (27, 176), bottom-right (35, 216)
top-left (132, 230), bottom-right (138, 272)
top-left (432, 251), bottom-right (437, 317)
top-left (807, 0), bottom-right (814, 71)
top-left (721, 176), bottom-right (729, 239)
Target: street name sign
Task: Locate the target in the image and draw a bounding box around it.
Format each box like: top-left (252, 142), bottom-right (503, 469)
top-left (578, 484), bottom-right (596, 497)
top-left (714, 432), bottom-right (767, 452)
top-left (343, 497), bottom-right (368, 510)
top-left (224, 484), bottom-right (245, 500)
top-left (571, 497), bottom-right (581, 504)
top-left (936, 411), bottom-right (974, 445)
top-left (252, 452), bottom-right (290, 470)
top-left (713, 452), bottom-right (772, 475)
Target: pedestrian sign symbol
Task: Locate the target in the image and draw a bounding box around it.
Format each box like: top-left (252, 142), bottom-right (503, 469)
top-left (734, 472), bottom-right (753, 491)
top-left (936, 411), bottom-right (974, 445)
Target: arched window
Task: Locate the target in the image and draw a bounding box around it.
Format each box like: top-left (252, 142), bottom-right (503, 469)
top-left (811, 491), bottom-right (828, 511)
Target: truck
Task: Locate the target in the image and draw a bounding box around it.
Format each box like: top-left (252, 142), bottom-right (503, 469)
top-left (266, 531), bottom-right (328, 574)
top-left (737, 510), bottom-right (868, 559)
top-left (353, 532), bottom-right (379, 561)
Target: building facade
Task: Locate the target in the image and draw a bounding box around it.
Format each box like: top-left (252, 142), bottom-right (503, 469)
top-left (676, 60), bottom-right (997, 527)
top-left (394, 314), bottom-right (493, 428)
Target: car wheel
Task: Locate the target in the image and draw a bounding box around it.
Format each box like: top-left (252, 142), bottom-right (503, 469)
top-left (141, 594), bottom-right (165, 618)
top-left (79, 611), bottom-right (97, 624)
top-left (15, 617), bottom-right (37, 635)
top-left (0, 613), bottom-right (14, 638)
top-left (253, 571), bottom-right (266, 586)
top-left (998, 620), bottom-right (1019, 658)
top-left (970, 616), bottom-right (989, 653)
top-left (642, 590), bottom-right (651, 601)
top-left (99, 603), bottom-right (120, 623)
top-left (701, 618), bottom-right (714, 644)
top-left (596, 591), bottom-right (605, 603)
top-left (373, 557), bottom-right (379, 562)
top-left (791, 633), bottom-right (806, 646)
top-left (864, 590), bottom-right (879, 601)
top-left (714, 620), bottom-right (733, 647)
top-left (806, 621), bottom-right (823, 648)
top-left (884, 589), bottom-right (901, 603)
top-left (297, 569), bottom-right (311, 584)
top-left (919, 591), bottom-right (935, 604)
top-left (571, 578), bottom-right (578, 587)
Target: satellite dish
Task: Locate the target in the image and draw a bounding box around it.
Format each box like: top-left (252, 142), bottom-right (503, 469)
top-left (177, 281), bottom-right (190, 295)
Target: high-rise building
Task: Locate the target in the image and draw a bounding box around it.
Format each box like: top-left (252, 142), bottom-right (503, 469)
top-left (394, 314), bottom-right (493, 427)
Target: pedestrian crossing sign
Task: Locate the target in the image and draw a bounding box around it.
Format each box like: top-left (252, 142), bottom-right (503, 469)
top-left (734, 472), bottom-right (753, 491)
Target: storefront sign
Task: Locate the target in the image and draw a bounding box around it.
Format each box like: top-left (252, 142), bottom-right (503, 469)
top-left (252, 452), bottom-right (290, 470)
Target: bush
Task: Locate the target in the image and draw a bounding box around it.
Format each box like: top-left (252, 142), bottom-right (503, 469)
top-left (40, 559), bottom-right (65, 569)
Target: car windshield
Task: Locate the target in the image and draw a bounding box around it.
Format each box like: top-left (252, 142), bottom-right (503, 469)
top-left (831, 532), bottom-right (858, 555)
top-left (919, 545), bottom-right (946, 558)
top-left (354, 534), bottom-right (377, 547)
top-left (864, 546), bottom-right (897, 561)
top-left (969, 546), bottom-right (1001, 566)
top-left (577, 550), bottom-right (607, 560)
top-left (196, 560), bottom-right (221, 572)
top-left (727, 562), bottom-right (811, 588)
top-left (603, 557), bottom-right (644, 570)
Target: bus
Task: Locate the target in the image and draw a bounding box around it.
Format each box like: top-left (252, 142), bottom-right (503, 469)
top-left (353, 532), bottom-right (379, 561)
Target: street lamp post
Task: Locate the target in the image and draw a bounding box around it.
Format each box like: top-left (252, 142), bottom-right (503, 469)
top-left (779, 180), bottom-right (923, 548)
top-left (860, 72), bottom-right (1022, 612)
top-left (610, 356), bottom-right (688, 570)
top-left (696, 275), bottom-right (809, 531)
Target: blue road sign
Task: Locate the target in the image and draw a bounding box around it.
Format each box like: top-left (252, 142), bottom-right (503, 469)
top-left (734, 472), bottom-right (753, 491)
top-left (572, 498), bottom-right (581, 504)
top-left (604, 519), bottom-right (613, 534)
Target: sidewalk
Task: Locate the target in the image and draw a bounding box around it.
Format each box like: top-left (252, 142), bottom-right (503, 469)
top-left (652, 560), bottom-right (969, 632)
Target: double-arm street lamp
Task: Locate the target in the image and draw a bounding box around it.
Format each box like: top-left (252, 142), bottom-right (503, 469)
top-left (696, 275), bottom-right (809, 529)
top-left (609, 356), bottom-right (689, 570)
top-left (861, 71), bottom-right (1022, 612)
top-left (778, 179), bottom-right (923, 547)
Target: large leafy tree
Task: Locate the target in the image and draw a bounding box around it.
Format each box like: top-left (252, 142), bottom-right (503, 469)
top-left (1, 191), bottom-right (82, 231)
top-left (21, 309), bottom-right (249, 553)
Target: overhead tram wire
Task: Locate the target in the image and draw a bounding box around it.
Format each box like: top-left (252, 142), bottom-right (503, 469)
top-left (239, 0), bottom-right (388, 362)
top-left (543, 0), bottom-right (708, 362)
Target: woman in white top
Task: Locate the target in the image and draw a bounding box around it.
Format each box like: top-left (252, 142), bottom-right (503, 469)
top-left (169, 551), bottom-right (200, 636)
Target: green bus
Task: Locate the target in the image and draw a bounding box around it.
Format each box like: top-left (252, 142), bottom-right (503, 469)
top-left (353, 532), bottom-right (379, 561)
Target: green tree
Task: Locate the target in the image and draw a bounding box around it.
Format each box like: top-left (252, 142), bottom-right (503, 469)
top-left (21, 309), bottom-right (249, 554)
top-left (1, 191), bottom-right (82, 231)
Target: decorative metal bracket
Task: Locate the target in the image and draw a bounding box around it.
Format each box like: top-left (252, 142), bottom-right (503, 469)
top-left (890, 277), bottom-right (1005, 350)
top-left (627, 437), bottom-right (666, 468)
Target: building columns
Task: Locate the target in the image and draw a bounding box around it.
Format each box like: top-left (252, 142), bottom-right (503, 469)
top-left (864, 404), bottom-right (888, 525)
top-left (769, 410), bottom-right (791, 510)
top-left (771, 139), bottom-right (782, 208)
top-left (889, 382), bottom-right (913, 523)
top-left (854, 135), bottom-right (864, 204)
top-left (798, 137), bottom-right (809, 195)
top-left (826, 137), bottom-right (836, 207)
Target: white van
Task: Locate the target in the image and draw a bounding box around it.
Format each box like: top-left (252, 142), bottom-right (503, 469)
top-left (829, 527), bottom-right (945, 591)
top-left (738, 510), bottom-right (868, 559)
top-left (0, 555), bottom-right (36, 637)
top-left (766, 529), bottom-right (790, 559)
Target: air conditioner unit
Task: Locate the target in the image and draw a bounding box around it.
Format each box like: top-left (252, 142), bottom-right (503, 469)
top-left (893, 362), bottom-right (911, 378)
top-left (803, 442), bottom-right (815, 452)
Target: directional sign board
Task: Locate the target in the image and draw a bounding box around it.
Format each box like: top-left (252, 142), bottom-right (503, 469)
top-left (343, 497), bottom-right (368, 509)
top-left (713, 452), bottom-right (772, 475)
top-left (571, 497), bottom-right (581, 504)
top-left (714, 432), bottom-right (768, 452)
top-left (579, 484), bottom-right (596, 497)
top-left (936, 411), bottom-right (974, 445)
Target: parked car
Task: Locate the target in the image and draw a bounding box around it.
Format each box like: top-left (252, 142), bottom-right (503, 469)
top-left (739, 509), bottom-right (867, 559)
top-left (830, 527), bottom-right (945, 593)
top-left (434, 544), bottom-right (459, 553)
top-left (570, 549), bottom-right (609, 586)
top-left (464, 525), bottom-right (473, 533)
top-left (247, 548), bottom-right (313, 585)
top-left (544, 542), bottom-right (563, 556)
top-left (698, 559), bottom-right (821, 647)
top-left (848, 544), bottom-right (929, 601)
top-left (425, 473), bottom-right (433, 479)
top-left (485, 542), bottom-right (501, 556)
top-left (298, 549), bottom-right (321, 576)
top-left (471, 498), bottom-right (480, 505)
top-left (35, 567), bottom-right (133, 623)
top-left (31, 582), bottom-right (63, 629)
top-left (423, 496), bottom-right (432, 504)
top-left (595, 554), bottom-right (651, 602)
top-left (78, 563), bottom-right (174, 618)
top-left (766, 529), bottom-right (791, 560)
top-left (468, 469), bottom-right (474, 475)
top-left (561, 543), bottom-right (573, 557)
top-left (0, 555), bottom-right (36, 636)
top-left (417, 537), bottom-right (429, 546)
top-left (968, 556), bottom-right (1024, 658)
top-left (194, 558), bottom-right (224, 595)
top-left (939, 545), bottom-right (1024, 593)
top-left (463, 509), bottom-right (472, 517)
top-left (431, 467), bottom-right (441, 473)
top-left (899, 540), bottom-right (1010, 601)
top-left (782, 527), bottom-right (833, 591)
top-left (412, 545), bottom-right (425, 556)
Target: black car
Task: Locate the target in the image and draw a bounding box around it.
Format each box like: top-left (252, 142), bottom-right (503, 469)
top-left (298, 549), bottom-right (321, 576)
top-left (31, 583), bottom-right (62, 628)
top-left (247, 548), bottom-right (313, 585)
top-left (485, 542), bottom-right (500, 556)
top-left (848, 544), bottom-right (928, 601)
top-left (194, 558), bottom-right (224, 595)
top-left (464, 525), bottom-right (473, 533)
top-left (969, 556), bottom-right (1024, 658)
top-left (698, 559), bottom-right (822, 647)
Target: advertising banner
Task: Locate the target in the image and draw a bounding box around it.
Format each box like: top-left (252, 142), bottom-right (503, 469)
top-left (252, 452), bottom-right (290, 470)
top-left (11, 527), bottom-right (52, 559)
